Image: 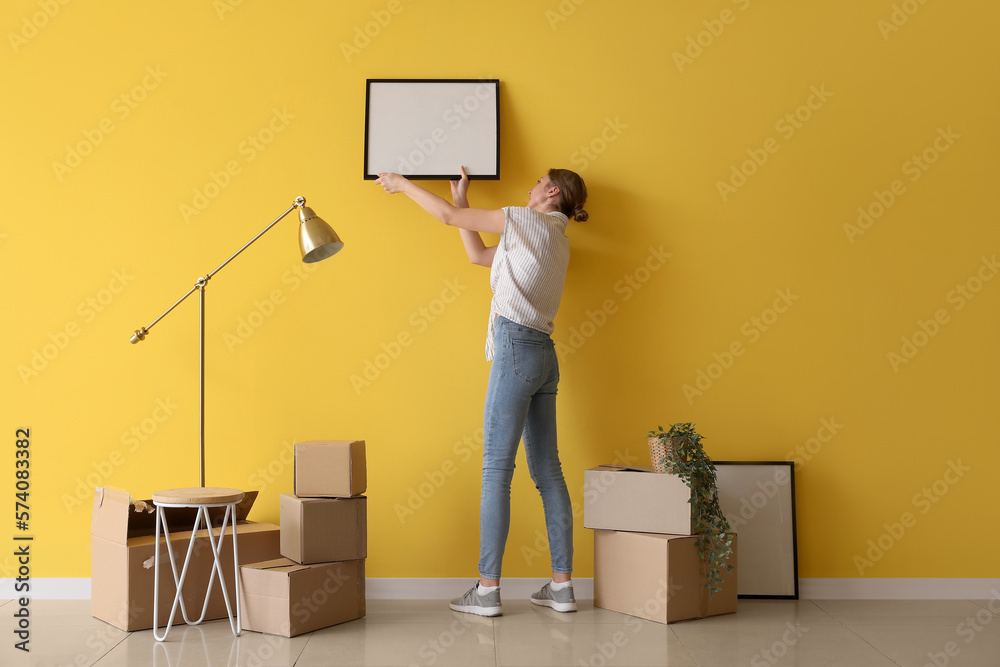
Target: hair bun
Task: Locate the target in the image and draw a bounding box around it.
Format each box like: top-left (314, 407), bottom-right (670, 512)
top-left (573, 208), bottom-right (589, 222)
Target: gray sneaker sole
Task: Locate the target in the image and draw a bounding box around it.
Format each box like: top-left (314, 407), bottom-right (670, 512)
top-left (449, 601), bottom-right (503, 617)
top-left (530, 597), bottom-right (578, 613)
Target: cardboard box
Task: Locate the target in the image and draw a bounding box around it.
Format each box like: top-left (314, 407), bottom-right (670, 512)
top-left (593, 529), bottom-right (737, 624)
top-left (294, 440), bottom-right (366, 498)
top-left (240, 558), bottom-right (366, 637)
top-left (280, 494), bottom-right (367, 564)
top-left (90, 486), bottom-right (281, 631)
top-left (584, 465), bottom-right (695, 535)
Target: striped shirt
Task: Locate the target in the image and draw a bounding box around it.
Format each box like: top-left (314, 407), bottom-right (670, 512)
top-left (485, 206), bottom-right (570, 360)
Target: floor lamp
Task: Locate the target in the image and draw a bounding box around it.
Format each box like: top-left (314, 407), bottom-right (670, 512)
top-left (129, 196), bottom-right (343, 487)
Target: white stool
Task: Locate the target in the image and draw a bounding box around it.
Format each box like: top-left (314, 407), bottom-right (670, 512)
top-left (151, 487), bottom-right (244, 641)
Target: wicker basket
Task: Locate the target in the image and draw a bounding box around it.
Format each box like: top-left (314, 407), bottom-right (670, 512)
top-left (648, 436), bottom-right (671, 473)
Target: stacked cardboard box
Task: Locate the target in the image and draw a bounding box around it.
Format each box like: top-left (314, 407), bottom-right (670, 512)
top-left (583, 465), bottom-right (738, 624)
top-left (240, 440), bottom-right (368, 637)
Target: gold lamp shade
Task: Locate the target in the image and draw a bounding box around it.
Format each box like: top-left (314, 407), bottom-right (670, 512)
top-left (299, 206), bottom-right (343, 263)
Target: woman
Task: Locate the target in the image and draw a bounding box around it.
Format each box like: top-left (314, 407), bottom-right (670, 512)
top-left (376, 166), bottom-right (588, 617)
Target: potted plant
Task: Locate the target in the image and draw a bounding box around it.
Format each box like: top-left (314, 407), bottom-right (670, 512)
top-left (647, 422), bottom-right (734, 596)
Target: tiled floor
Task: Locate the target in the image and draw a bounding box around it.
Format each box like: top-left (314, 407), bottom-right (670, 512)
top-left (1, 597), bottom-right (998, 666)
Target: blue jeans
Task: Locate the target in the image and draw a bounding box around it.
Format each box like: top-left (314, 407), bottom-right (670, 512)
top-left (479, 316), bottom-right (573, 580)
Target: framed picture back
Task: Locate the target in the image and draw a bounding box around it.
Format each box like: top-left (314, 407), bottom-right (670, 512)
top-left (364, 79), bottom-right (500, 180)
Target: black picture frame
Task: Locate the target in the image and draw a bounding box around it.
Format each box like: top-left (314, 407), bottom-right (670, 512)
top-left (364, 79), bottom-right (500, 180)
top-left (714, 461), bottom-right (799, 599)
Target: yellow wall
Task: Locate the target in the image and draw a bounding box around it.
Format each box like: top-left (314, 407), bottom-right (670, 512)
top-left (2, 1), bottom-right (998, 582)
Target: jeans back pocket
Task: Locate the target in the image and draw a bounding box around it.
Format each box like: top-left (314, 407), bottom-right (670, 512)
top-left (511, 338), bottom-right (547, 383)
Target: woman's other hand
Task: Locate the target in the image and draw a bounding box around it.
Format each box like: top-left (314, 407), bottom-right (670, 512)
top-left (450, 165), bottom-right (470, 203)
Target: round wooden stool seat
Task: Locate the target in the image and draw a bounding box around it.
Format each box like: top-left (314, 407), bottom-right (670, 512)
top-left (152, 487), bottom-right (244, 505)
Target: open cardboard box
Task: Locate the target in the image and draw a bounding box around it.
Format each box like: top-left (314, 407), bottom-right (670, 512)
top-left (90, 486), bottom-right (281, 631)
top-left (584, 465), bottom-right (695, 535)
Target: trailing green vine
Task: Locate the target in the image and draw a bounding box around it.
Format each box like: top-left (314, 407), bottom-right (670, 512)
top-left (648, 422), bottom-right (734, 596)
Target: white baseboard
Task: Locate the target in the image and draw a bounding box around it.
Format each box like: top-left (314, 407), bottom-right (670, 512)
top-left (798, 578), bottom-right (1000, 600)
top-left (4, 578), bottom-right (999, 601)
top-left (0, 578), bottom-right (92, 600)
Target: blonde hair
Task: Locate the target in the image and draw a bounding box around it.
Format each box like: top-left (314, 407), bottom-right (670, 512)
top-left (547, 168), bottom-right (589, 222)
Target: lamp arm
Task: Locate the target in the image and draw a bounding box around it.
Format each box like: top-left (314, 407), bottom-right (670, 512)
top-left (129, 197), bottom-right (305, 343)
top-left (206, 199), bottom-right (301, 280)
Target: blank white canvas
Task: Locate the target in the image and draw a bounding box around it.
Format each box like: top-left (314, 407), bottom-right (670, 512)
top-left (715, 462), bottom-right (798, 597)
top-left (365, 80), bottom-right (499, 179)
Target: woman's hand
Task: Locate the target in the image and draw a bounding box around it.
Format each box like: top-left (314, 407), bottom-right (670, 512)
top-left (450, 165), bottom-right (470, 204)
top-left (375, 172), bottom-right (408, 194)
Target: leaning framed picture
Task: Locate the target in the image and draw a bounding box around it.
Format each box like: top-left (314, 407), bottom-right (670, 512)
top-left (364, 79), bottom-right (500, 180)
top-left (714, 461), bottom-right (799, 599)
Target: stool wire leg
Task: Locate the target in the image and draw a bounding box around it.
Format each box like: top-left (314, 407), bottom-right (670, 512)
top-left (232, 503), bottom-right (241, 635)
top-left (153, 507), bottom-right (198, 640)
top-left (174, 510), bottom-right (204, 626)
top-left (152, 506), bottom-right (162, 640)
top-left (202, 503), bottom-right (239, 635)
top-left (154, 506), bottom-right (206, 640)
top-left (194, 507), bottom-right (218, 625)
